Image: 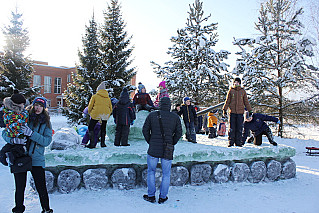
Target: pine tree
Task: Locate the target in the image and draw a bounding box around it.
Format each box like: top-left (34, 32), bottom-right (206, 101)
top-left (0, 9), bottom-right (38, 100)
top-left (233, 0), bottom-right (319, 137)
top-left (64, 15), bottom-right (100, 124)
top-left (99, 0), bottom-right (136, 98)
top-left (151, 0), bottom-right (231, 105)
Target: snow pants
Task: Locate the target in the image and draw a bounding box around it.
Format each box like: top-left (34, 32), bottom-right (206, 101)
top-left (228, 113), bottom-right (244, 146)
top-left (185, 121), bottom-right (196, 142)
top-left (208, 127), bottom-right (217, 138)
top-left (114, 124), bottom-right (130, 146)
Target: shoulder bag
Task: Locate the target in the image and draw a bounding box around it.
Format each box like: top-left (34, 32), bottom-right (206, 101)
top-left (157, 111), bottom-right (174, 160)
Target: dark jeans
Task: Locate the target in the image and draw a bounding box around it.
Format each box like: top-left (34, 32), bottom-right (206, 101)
top-left (114, 124), bottom-right (130, 146)
top-left (13, 166), bottom-right (50, 212)
top-left (185, 122), bottom-right (196, 142)
top-left (228, 113), bottom-right (244, 146)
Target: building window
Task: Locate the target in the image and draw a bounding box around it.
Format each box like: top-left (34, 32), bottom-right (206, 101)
top-left (57, 98), bottom-right (62, 107)
top-left (44, 76), bottom-right (51, 93)
top-left (47, 99), bottom-right (51, 108)
top-left (33, 75), bottom-right (41, 87)
top-left (67, 74), bottom-right (71, 83)
top-left (54, 77), bottom-right (62, 94)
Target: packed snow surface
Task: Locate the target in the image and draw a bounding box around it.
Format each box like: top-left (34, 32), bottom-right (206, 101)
top-left (0, 115), bottom-right (318, 213)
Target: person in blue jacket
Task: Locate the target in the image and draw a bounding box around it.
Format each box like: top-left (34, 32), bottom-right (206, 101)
top-left (2, 97), bottom-right (53, 213)
top-left (242, 111), bottom-right (280, 146)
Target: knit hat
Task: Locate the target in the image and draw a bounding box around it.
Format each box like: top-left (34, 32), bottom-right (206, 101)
top-left (11, 90), bottom-right (26, 104)
top-left (120, 87), bottom-right (129, 99)
top-left (159, 81), bottom-right (166, 88)
top-left (138, 82), bottom-right (146, 93)
top-left (234, 77), bottom-right (241, 85)
top-left (32, 97), bottom-right (47, 108)
top-left (96, 81), bottom-right (106, 92)
top-left (183, 97), bottom-right (190, 103)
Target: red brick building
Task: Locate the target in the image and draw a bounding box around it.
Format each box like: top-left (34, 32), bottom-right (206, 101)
top-left (32, 61), bottom-right (136, 108)
top-left (32, 61), bottom-right (75, 108)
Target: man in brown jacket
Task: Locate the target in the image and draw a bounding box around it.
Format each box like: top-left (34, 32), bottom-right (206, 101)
top-left (222, 77), bottom-right (252, 147)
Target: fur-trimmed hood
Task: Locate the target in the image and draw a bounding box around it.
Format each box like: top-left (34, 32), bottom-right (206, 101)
top-left (3, 97), bottom-right (25, 114)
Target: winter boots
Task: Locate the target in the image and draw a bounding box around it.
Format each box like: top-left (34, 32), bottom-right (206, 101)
top-left (85, 131), bottom-right (95, 149)
top-left (158, 197), bottom-right (168, 204)
top-left (143, 194), bottom-right (156, 203)
top-left (41, 209), bottom-right (53, 213)
top-left (264, 127), bottom-right (278, 146)
top-left (100, 131), bottom-right (106, 147)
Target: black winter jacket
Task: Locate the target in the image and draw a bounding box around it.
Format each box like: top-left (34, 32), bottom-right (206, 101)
top-left (242, 113), bottom-right (278, 143)
top-left (113, 89), bottom-right (136, 126)
top-left (142, 97), bottom-right (182, 159)
top-left (179, 104), bottom-right (198, 124)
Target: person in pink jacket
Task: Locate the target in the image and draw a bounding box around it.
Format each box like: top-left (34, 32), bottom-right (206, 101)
top-left (154, 81), bottom-right (169, 108)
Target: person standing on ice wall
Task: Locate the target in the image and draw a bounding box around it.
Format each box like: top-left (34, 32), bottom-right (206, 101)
top-left (86, 81), bottom-right (112, 148)
top-left (142, 97), bottom-right (182, 204)
top-left (153, 81), bottom-right (169, 108)
top-left (112, 87), bottom-right (136, 146)
top-left (242, 111), bottom-right (279, 146)
top-left (2, 97), bottom-right (53, 213)
top-left (178, 97), bottom-right (198, 143)
top-left (222, 77), bottom-right (253, 147)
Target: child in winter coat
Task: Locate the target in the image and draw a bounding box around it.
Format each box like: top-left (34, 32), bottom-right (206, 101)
top-left (86, 82), bottom-right (112, 148)
top-left (81, 107), bottom-right (101, 146)
top-left (112, 87), bottom-right (136, 146)
top-left (153, 81), bottom-right (169, 108)
top-left (217, 118), bottom-right (227, 136)
top-left (207, 110), bottom-right (218, 138)
top-left (3, 90), bottom-right (29, 138)
top-left (222, 77), bottom-right (252, 147)
top-left (0, 90), bottom-right (29, 166)
top-left (133, 82), bottom-right (154, 112)
top-left (178, 97), bottom-right (198, 143)
top-left (242, 111), bottom-right (280, 146)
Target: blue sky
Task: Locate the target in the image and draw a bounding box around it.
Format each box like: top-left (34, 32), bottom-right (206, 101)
top-left (0, 0), bottom-right (262, 90)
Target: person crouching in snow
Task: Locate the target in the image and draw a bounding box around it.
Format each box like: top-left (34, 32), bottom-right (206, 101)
top-left (112, 87), bottom-right (136, 146)
top-left (242, 111), bottom-right (280, 146)
top-left (133, 82), bottom-right (154, 112)
top-left (86, 81), bottom-right (112, 148)
top-left (207, 110), bottom-right (218, 138)
top-left (81, 107), bottom-right (101, 146)
top-left (179, 97), bottom-right (198, 143)
top-left (153, 81), bottom-right (169, 108)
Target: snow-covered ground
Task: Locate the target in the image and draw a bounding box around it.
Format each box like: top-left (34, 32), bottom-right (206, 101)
top-left (0, 115), bottom-right (318, 213)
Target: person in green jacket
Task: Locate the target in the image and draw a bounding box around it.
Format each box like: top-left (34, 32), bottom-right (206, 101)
top-left (2, 97), bottom-right (53, 213)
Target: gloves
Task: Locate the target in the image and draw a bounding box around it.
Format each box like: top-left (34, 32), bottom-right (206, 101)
top-left (277, 120), bottom-right (281, 124)
top-left (130, 120), bottom-right (134, 125)
top-left (249, 111), bottom-right (253, 117)
top-left (21, 125), bottom-right (33, 136)
top-left (12, 138), bottom-right (27, 145)
top-left (0, 153), bottom-right (8, 166)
